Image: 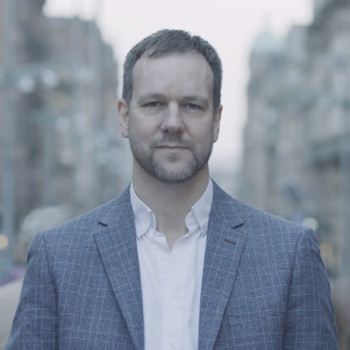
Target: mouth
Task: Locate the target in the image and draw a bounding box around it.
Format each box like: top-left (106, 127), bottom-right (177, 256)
top-left (156, 145), bottom-right (190, 153)
top-left (157, 144), bottom-right (188, 149)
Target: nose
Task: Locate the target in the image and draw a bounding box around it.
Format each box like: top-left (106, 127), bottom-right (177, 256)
top-left (160, 102), bottom-right (185, 134)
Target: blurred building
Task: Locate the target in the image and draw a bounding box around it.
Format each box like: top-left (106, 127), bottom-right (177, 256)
top-left (242, 0), bottom-right (350, 278)
top-left (0, 0), bottom-right (129, 281)
top-left (43, 16), bottom-right (129, 210)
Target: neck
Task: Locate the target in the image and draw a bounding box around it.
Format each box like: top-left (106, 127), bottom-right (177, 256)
top-left (132, 161), bottom-right (210, 247)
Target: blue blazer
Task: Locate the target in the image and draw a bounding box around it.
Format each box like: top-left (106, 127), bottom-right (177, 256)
top-left (6, 183), bottom-right (338, 349)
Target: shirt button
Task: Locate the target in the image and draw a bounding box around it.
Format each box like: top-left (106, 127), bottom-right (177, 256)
top-left (169, 299), bottom-right (177, 306)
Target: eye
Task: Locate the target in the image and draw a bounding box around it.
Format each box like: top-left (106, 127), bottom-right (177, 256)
top-left (139, 101), bottom-right (166, 115)
top-left (184, 103), bottom-right (202, 110)
top-left (143, 101), bottom-right (164, 108)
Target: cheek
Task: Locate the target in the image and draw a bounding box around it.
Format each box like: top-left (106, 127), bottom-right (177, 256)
top-left (129, 119), bottom-right (156, 144)
top-left (192, 125), bottom-right (214, 145)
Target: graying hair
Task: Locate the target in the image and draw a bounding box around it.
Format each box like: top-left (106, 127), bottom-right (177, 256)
top-left (122, 29), bottom-right (222, 110)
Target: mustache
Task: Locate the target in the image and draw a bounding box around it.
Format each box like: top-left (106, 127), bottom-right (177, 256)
top-left (151, 136), bottom-right (193, 148)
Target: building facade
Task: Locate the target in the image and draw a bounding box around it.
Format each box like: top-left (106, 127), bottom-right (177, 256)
top-left (242, 0), bottom-right (350, 277)
top-left (0, 0), bottom-right (128, 278)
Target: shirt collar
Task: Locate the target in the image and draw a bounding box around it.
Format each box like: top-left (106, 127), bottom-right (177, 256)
top-left (130, 184), bottom-right (156, 238)
top-left (185, 180), bottom-right (213, 236)
top-left (130, 180), bottom-right (213, 239)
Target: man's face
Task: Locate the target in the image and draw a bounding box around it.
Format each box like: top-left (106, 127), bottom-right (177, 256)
top-left (118, 52), bottom-right (221, 184)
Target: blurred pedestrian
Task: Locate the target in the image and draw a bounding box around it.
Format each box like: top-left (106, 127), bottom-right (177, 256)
top-left (333, 278), bottom-right (350, 349)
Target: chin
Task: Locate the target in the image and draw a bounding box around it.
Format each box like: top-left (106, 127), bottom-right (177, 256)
top-left (150, 162), bottom-right (205, 184)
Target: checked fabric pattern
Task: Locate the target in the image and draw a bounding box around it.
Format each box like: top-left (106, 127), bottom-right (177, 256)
top-left (6, 183), bottom-right (338, 349)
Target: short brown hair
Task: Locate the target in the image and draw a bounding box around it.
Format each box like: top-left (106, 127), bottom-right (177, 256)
top-left (122, 29), bottom-right (222, 110)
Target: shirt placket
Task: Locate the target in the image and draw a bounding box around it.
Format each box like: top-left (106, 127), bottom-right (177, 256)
top-left (160, 235), bottom-right (192, 350)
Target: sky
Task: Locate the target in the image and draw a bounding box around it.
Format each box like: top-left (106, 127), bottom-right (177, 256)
top-left (44, 0), bottom-right (313, 176)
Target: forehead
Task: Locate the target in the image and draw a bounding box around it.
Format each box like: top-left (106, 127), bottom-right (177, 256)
top-left (131, 52), bottom-right (214, 99)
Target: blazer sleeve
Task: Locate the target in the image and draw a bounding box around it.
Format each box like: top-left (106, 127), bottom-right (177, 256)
top-left (6, 233), bottom-right (58, 350)
top-left (284, 228), bottom-right (338, 349)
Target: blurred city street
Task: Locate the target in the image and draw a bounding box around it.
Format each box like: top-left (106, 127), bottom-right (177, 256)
top-left (0, 0), bottom-right (349, 348)
top-left (0, 279), bottom-right (22, 349)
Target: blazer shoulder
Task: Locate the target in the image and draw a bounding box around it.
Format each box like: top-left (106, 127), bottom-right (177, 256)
top-left (35, 186), bottom-right (132, 245)
top-left (212, 181), bottom-right (314, 241)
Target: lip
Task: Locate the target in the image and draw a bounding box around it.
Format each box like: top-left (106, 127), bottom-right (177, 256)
top-left (157, 144), bottom-right (188, 149)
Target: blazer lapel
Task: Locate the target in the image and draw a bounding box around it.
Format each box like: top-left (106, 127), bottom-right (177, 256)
top-left (199, 183), bottom-right (247, 350)
top-left (93, 187), bottom-right (144, 350)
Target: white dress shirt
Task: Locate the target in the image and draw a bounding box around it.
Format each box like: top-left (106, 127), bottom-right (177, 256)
top-left (130, 181), bottom-right (213, 350)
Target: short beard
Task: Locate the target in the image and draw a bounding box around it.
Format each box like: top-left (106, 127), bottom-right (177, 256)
top-left (130, 136), bottom-right (213, 184)
top-left (147, 152), bottom-right (209, 184)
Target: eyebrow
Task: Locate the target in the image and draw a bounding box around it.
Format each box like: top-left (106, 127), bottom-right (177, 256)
top-left (136, 93), bottom-right (166, 105)
top-left (182, 96), bottom-right (210, 109)
top-left (135, 94), bottom-right (210, 108)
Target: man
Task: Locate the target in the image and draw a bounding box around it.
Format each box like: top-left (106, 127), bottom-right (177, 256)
top-left (7, 29), bottom-right (338, 349)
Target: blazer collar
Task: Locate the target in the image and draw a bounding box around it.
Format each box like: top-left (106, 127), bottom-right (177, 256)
top-left (93, 182), bottom-right (247, 350)
top-left (199, 181), bottom-right (247, 349)
top-left (93, 186), bottom-right (144, 350)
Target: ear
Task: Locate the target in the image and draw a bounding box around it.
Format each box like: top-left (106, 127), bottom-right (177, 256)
top-left (213, 105), bottom-right (222, 143)
top-left (118, 99), bottom-right (130, 139)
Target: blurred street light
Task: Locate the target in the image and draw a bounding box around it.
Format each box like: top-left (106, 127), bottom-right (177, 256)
top-left (17, 75), bottom-right (36, 93)
top-left (302, 216), bottom-right (320, 232)
top-left (41, 69), bottom-right (59, 88)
